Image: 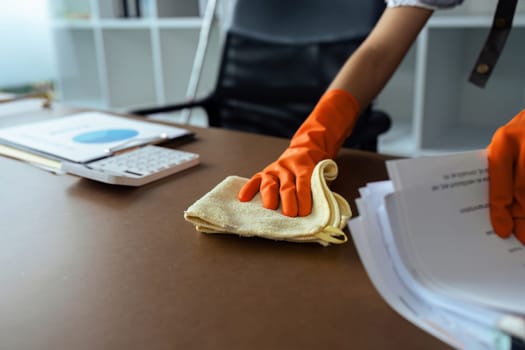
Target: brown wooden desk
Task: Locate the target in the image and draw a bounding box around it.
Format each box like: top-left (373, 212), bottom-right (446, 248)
top-left (0, 108), bottom-right (450, 349)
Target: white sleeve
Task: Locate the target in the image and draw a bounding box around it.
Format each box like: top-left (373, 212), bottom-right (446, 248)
top-left (385, 0), bottom-right (464, 10)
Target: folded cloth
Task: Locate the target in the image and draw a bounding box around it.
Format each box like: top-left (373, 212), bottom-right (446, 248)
top-left (184, 159), bottom-right (351, 246)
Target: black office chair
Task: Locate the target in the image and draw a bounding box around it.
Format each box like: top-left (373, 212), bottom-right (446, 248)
top-left (132, 0), bottom-right (391, 152)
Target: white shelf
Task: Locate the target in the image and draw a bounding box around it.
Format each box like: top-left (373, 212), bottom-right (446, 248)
top-left (418, 123), bottom-right (496, 155)
top-left (377, 10), bottom-right (525, 157)
top-left (50, 2), bottom-right (525, 155)
top-left (52, 19), bottom-right (94, 29)
top-left (51, 18), bottom-right (204, 29)
top-left (156, 18), bottom-right (203, 28)
top-left (52, 28), bottom-right (103, 104)
top-left (378, 121), bottom-right (417, 157)
top-left (49, 0), bottom-right (220, 114)
top-left (99, 19), bottom-right (153, 29)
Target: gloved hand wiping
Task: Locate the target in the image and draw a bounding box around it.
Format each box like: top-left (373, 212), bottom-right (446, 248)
top-left (238, 89), bottom-right (360, 217)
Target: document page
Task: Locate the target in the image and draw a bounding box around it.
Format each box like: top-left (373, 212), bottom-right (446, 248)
top-left (384, 150), bottom-right (525, 313)
top-left (350, 182), bottom-right (511, 349)
top-left (0, 112), bottom-right (192, 163)
top-left (386, 150), bottom-right (488, 191)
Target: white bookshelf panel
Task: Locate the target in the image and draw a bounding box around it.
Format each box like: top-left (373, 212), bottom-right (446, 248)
top-left (53, 28), bottom-right (102, 106)
top-left (102, 28), bottom-right (157, 109)
top-left (418, 123), bottom-right (495, 155)
top-left (159, 26), bottom-right (220, 104)
top-left (376, 44), bottom-right (417, 125)
top-left (49, 0), bottom-right (221, 117)
top-left (376, 44), bottom-right (417, 156)
top-left (98, 0), bottom-right (126, 19)
top-left (420, 27), bottom-right (525, 152)
top-left (378, 121), bottom-right (417, 157)
top-left (156, 0), bottom-right (201, 18)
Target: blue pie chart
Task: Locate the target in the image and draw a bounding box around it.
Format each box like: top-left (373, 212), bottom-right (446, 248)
top-left (73, 129), bottom-right (139, 144)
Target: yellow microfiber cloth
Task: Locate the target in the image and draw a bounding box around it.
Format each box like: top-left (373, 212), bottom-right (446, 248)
top-left (184, 159), bottom-right (351, 246)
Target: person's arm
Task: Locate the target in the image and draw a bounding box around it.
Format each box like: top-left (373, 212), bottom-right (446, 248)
top-left (330, 6), bottom-right (432, 108)
top-left (238, 6), bottom-right (433, 217)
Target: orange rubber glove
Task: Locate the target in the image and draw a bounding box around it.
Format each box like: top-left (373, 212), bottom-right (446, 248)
top-left (238, 89), bottom-right (360, 217)
top-left (487, 109), bottom-right (525, 244)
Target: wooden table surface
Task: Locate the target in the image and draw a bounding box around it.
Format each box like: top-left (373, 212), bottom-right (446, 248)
top-left (0, 106), bottom-right (450, 349)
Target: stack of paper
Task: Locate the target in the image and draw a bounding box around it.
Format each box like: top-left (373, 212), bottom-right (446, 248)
top-left (348, 150), bottom-right (525, 350)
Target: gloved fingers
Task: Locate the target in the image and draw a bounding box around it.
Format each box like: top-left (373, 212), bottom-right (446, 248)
top-left (238, 170), bottom-right (300, 216)
top-left (506, 110), bottom-right (525, 243)
top-left (488, 127), bottom-right (515, 238)
top-left (513, 219), bottom-right (525, 244)
top-left (259, 173), bottom-right (280, 211)
top-left (238, 174), bottom-right (262, 202)
top-left (490, 209), bottom-right (513, 239)
top-left (295, 174), bottom-right (312, 217)
top-left (278, 170), bottom-right (299, 217)
top-left (510, 142), bottom-right (525, 244)
top-left (508, 110), bottom-right (525, 244)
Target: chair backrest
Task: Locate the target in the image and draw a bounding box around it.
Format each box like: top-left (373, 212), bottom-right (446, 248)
top-left (231, 0), bottom-right (384, 44)
top-left (204, 0), bottom-right (387, 147)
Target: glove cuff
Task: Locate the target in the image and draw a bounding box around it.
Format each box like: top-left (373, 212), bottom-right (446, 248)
top-left (289, 89), bottom-right (360, 159)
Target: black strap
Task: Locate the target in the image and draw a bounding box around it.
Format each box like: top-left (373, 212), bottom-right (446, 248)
top-left (468, 0), bottom-right (518, 88)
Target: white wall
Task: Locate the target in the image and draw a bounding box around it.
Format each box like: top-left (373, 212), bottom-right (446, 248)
top-left (0, 0), bottom-right (56, 87)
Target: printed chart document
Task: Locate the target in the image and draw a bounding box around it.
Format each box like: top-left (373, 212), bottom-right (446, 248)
top-left (0, 111), bottom-right (193, 163)
top-left (348, 150), bottom-right (525, 350)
